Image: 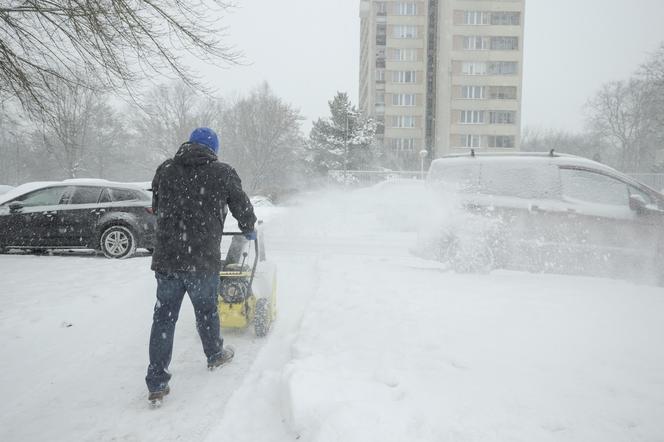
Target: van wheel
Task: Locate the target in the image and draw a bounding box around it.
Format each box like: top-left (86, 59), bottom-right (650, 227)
top-left (100, 226), bottom-right (136, 259)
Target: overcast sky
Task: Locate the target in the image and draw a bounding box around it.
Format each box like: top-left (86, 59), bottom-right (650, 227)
top-left (199, 0), bottom-right (664, 134)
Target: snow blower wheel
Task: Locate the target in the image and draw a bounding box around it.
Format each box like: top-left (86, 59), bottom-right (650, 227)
top-left (254, 298), bottom-right (271, 337)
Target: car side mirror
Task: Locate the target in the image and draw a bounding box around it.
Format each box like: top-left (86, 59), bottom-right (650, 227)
top-left (8, 201), bottom-right (24, 213)
top-left (629, 194), bottom-right (647, 213)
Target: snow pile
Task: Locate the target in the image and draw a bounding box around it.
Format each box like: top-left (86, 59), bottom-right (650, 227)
top-left (206, 189), bottom-right (664, 442)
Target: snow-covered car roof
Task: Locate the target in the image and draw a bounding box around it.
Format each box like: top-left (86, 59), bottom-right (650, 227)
top-left (250, 195), bottom-right (274, 208)
top-left (0, 179), bottom-right (148, 205)
top-left (0, 185), bottom-right (15, 195)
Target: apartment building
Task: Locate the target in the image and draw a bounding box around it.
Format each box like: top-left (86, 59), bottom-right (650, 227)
top-left (359, 0), bottom-right (525, 164)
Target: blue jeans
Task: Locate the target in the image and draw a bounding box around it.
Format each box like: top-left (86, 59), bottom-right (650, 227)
top-left (146, 272), bottom-right (223, 392)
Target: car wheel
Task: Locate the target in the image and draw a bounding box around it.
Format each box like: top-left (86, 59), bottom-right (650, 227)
top-left (100, 225), bottom-right (137, 259)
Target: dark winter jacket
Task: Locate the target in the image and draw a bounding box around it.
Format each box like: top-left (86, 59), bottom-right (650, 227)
top-left (150, 142), bottom-right (256, 273)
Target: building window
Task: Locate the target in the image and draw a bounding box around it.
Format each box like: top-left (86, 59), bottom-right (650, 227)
top-left (376, 47), bottom-right (386, 67)
top-left (390, 138), bottom-right (417, 151)
top-left (460, 134), bottom-right (481, 148)
top-left (376, 69), bottom-right (385, 83)
top-left (463, 36), bottom-right (487, 50)
top-left (376, 116), bottom-right (385, 134)
top-left (396, 2), bottom-right (418, 16)
top-left (461, 86), bottom-right (485, 99)
top-left (463, 11), bottom-right (489, 25)
top-left (392, 70), bottom-right (417, 83)
top-left (391, 115), bottom-right (417, 128)
top-left (376, 93), bottom-right (385, 105)
top-left (392, 93), bottom-right (417, 106)
top-left (461, 61), bottom-right (487, 75)
top-left (460, 110), bottom-right (484, 124)
top-left (376, 2), bottom-right (387, 16)
top-left (490, 37), bottom-right (519, 51)
top-left (488, 111), bottom-right (516, 124)
top-left (376, 23), bottom-right (387, 45)
top-left (486, 61), bottom-right (518, 75)
top-left (491, 11), bottom-right (520, 26)
top-left (488, 135), bottom-right (515, 148)
top-left (389, 48), bottom-right (417, 61)
top-left (393, 25), bottom-right (418, 39)
top-left (488, 86), bottom-right (517, 100)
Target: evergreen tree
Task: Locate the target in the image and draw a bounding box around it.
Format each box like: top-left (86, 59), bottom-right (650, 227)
top-left (307, 92), bottom-right (376, 176)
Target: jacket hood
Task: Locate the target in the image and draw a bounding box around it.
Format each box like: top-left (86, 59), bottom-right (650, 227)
top-left (174, 142), bottom-right (218, 167)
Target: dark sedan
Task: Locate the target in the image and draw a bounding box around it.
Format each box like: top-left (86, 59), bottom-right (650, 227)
top-left (0, 180), bottom-right (156, 258)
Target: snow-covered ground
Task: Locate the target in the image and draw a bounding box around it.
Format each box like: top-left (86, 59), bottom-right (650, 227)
top-left (1, 188), bottom-right (663, 441)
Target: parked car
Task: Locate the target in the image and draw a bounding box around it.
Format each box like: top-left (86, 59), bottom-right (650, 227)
top-left (425, 152), bottom-right (664, 283)
top-left (0, 179), bottom-right (156, 258)
top-left (0, 185), bottom-right (14, 195)
top-left (250, 195), bottom-right (274, 208)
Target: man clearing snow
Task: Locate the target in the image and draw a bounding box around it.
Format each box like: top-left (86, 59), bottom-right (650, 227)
top-left (146, 127), bottom-right (257, 405)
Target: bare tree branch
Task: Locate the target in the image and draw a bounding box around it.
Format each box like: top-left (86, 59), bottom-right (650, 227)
top-left (0, 0), bottom-right (240, 116)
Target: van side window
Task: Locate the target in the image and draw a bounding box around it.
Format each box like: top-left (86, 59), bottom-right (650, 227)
top-left (629, 186), bottom-right (655, 206)
top-left (480, 163), bottom-right (559, 199)
top-left (560, 168), bottom-right (629, 206)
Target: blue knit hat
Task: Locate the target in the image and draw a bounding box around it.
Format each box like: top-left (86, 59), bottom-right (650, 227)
top-left (189, 127), bottom-right (219, 154)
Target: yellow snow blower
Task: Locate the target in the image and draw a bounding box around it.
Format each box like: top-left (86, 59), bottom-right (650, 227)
top-left (217, 226), bottom-right (277, 337)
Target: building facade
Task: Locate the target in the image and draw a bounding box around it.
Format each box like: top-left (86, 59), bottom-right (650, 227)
top-left (359, 0), bottom-right (525, 165)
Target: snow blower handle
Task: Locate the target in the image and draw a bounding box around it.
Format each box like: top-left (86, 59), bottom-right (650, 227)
top-left (224, 231), bottom-right (259, 289)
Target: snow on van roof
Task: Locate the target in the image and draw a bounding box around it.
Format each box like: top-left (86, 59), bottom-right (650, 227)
top-left (431, 151), bottom-right (617, 174)
top-left (428, 151), bottom-right (660, 192)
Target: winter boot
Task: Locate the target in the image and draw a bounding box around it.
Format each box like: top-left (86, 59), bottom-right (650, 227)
top-left (207, 347), bottom-right (234, 370)
top-left (148, 385), bottom-right (170, 407)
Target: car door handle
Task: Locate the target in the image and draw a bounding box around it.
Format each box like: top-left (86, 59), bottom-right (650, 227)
top-left (91, 209), bottom-right (106, 214)
top-left (45, 211), bottom-right (57, 217)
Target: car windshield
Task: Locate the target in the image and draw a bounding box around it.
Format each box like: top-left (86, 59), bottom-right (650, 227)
top-left (12, 186), bottom-right (69, 207)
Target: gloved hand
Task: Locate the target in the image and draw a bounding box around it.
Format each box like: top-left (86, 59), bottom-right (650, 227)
top-left (244, 230), bottom-right (257, 241)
